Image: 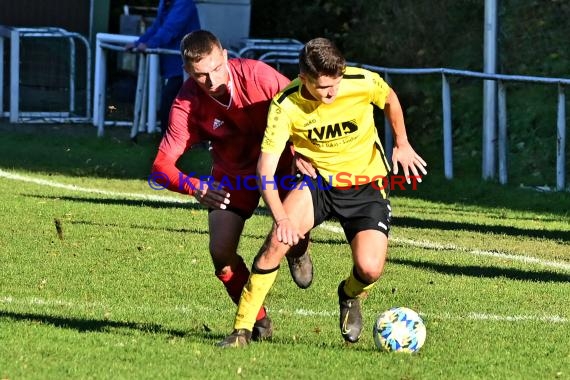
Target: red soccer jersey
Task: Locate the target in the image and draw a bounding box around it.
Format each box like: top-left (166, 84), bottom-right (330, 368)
top-left (152, 58), bottom-right (291, 200)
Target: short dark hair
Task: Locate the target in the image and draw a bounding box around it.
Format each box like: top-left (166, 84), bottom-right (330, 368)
top-left (299, 38), bottom-right (345, 80)
top-left (180, 30), bottom-right (223, 65)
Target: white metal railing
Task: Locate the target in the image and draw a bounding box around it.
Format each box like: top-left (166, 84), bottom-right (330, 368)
top-left (237, 38), bottom-right (303, 58)
top-left (0, 26), bottom-right (91, 123)
top-left (94, 35), bottom-right (568, 190)
top-left (93, 33), bottom-right (160, 138)
top-left (262, 56), bottom-right (569, 191)
top-left (93, 32), bottom-right (239, 138)
top-left (355, 65), bottom-right (569, 191)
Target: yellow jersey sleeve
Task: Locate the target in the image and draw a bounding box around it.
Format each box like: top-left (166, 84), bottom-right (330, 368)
top-left (369, 70), bottom-right (391, 109)
top-left (261, 96), bottom-right (293, 155)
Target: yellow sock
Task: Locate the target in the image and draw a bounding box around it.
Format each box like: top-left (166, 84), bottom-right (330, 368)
top-left (234, 269), bottom-right (279, 331)
top-left (343, 268), bottom-right (376, 298)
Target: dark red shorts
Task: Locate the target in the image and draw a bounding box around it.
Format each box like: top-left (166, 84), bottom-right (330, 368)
top-left (209, 152), bottom-right (295, 219)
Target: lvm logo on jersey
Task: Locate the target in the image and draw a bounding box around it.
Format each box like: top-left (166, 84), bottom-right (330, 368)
top-left (307, 120), bottom-right (358, 142)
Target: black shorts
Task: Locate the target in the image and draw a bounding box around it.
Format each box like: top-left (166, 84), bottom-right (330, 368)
top-left (301, 174), bottom-right (392, 242)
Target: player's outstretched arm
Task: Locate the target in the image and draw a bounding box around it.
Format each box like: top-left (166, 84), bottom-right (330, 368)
top-left (258, 152), bottom-right (304, 246)
top-left (151, 150), bottom-right (229, 209)
top-left (384, 89), bottom-right (428, 183)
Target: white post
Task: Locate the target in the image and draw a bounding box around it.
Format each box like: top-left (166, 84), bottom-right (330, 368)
top-left (93, 34), bottom-right (103, 129)
top-left (131, 53), bottom-right (147, 139)
top-left (557, 85), bottom-right (566, 191)
top-left (498, 81), bottom-right (508, 184)
top-left (482, 0), bottom-right (498, 179)
top-left (9, 29), bottom-right (20, 123)
top-left (138, 54), bottom-right (149, 135)
top-left (69, 38), bottom-right (76, 114)
top-left (94, 37), bottom-right (107, 136)
top-left (442, 74), bottom-right (453, 180)
top-left (147, 53), bottom-right (160, 133)
top-left (98, 48), bottom-right (108, 136)
top-left (94, 33), bottom-right (138, 136)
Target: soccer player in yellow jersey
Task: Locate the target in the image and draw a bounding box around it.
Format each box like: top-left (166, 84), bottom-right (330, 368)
top-left (218, 37), bottom-right (427, 347)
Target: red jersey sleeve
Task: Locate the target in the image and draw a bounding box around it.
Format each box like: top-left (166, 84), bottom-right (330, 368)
top-left (151, 82), bottom-right (202, 196)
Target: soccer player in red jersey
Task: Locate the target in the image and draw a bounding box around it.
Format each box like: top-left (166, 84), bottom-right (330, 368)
top-left (150, 30), bottom-right (313, 340)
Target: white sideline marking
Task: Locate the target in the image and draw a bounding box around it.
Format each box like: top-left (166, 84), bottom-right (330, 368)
top-left (0, 296), bottom-right (104, 308)
top-left (463, 312), bottom-right (568, 324)
top-left (319, 223), bottom-right (570, 272)
top-left (1, 295), bottom-right (567, 324)
top-left (289, 309), bottom-right (568, 324)
top-left (0, 168), bottom-right (189, 204)
top-left (1, 168), bottom-right (569, 272)
top-left (395, 236), bottom-right (570, 271)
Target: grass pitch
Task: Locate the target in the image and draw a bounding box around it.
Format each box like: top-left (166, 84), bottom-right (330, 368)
top-left (0, 124), bottom-right (569, 379)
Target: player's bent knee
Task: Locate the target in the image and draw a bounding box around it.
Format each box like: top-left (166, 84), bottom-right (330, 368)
top-left (211, 252), bottom-right (242, 273)
top-left (358, 266), bottom-right (384, 284)
top-left (267, 235), bottom-right (290, 257)
top-left (251, 234), bottom-right (289, 268)
top-left (256, 233), bottom-right (286, 255)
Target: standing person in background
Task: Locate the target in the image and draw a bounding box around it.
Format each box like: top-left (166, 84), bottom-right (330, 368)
top-left (126, 0), bottom-right (201, 135)
top-left (150, 30), bottom-right (314, 341)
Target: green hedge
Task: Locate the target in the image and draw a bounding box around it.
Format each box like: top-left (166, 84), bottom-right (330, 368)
top-left (108, 0), bottom-right (570, 187)
top-left (251, 0), bottom-right (570, 186)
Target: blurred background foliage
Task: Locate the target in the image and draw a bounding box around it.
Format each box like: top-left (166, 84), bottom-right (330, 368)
top-left (110, 0), bottom-right (570, 187)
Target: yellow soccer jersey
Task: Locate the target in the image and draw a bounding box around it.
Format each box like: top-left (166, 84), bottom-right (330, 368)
top-left (262, 66), bottom-right (391, 187)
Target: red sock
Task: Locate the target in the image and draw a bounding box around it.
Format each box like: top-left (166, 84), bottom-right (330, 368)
top-left (216, 255), bottom-right (266, 321)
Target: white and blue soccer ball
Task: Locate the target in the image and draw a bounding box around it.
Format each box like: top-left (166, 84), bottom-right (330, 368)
top-left (373, 307), bottom-right (426, 353)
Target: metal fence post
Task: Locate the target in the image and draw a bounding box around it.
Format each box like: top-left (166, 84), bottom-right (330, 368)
top-left (482, 0), bottom-right (498, 180)
top-left (557, 85), bottom-right (566, 191)
top-left (498, 81), bottom-right (508, 184)
top-left (442, 73), bottom-right (453, 179)
top-left (9, 29), bottom-right (19, 123)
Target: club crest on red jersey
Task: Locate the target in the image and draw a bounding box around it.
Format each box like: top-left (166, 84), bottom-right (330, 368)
top-left (213, 118), bottom-right (224, 129)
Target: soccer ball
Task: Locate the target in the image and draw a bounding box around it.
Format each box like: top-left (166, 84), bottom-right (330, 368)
top-left (373, 307), bottom-right (426, 353)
